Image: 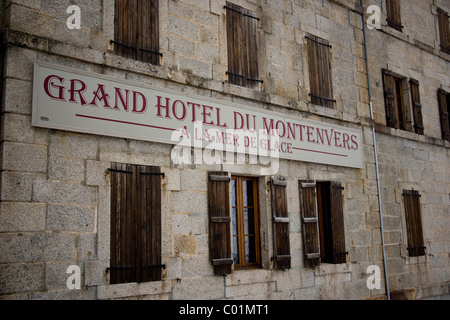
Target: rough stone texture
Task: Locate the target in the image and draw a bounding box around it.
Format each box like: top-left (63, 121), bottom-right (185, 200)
top-left (0, 0), bottom-right (448, 300)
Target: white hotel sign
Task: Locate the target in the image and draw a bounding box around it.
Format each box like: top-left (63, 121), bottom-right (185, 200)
top-left (32, 62), bottom-right (363, 169)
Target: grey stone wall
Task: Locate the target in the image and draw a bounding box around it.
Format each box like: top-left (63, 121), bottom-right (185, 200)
top-left (0, 0), bottom-right (448, 300)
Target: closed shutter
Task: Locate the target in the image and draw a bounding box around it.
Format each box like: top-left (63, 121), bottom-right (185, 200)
top-left (299, 180), bottom-right (320, 268)
top-left (271, 176), bottom-right (291, 270)
top-left (110, 163), bottom-right (162, 284)
top-left (139, 165), bottom-right (163, 282)
top-left (114, 0), bottom-right (161, 65)
top-left (438, 89), bottom-right (450, 141)
top-left (382, 69), bottom-right (398, 129)
top-left (386, 0), bottom-right (403, 32)
top-left (208, 172), bottom-right (233, 275)
top-left (438, 8), bottom-right (450, 54)
top-left (306, 34), bottom-right (334, 109)
top-left (225, 2), bottom-right (261, 90)
top-left (329, 182), bottom-right (347, 264)
top-left (403, 190), bottom-right (426, 257)
top-left (409, 79), bottom-right (424, 135)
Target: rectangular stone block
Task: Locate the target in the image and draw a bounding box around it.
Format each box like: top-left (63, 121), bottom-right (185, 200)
top-left (0, 202), bottom-right (46, 232)
top-left (33, 180), bottom-right (97, 205)
top-left (0, 263), bottom-right (45, 295)
top-left (46, 204), bottom-right (95, 232)
top-left (2, 142), bottom-right (47, 173)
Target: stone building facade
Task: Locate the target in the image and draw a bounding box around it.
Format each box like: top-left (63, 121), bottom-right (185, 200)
top-left (0, 0), bottom-right (448, 300)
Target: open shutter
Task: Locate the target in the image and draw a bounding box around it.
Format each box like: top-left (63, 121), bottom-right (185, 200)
top-left (383, 69), bottom-right (398, 129)
top-left (271, 176), bottom-right (291, 270)
top-left (299, 180), bottom-right (320, 268)
top-left (403, 190), bottom-right (426, 257)
top-left (208, 172), bottom-right (233, 275)
top-left (329, 182), bottom-right (347, 264)
top-left (438, 89), bottom-right (450, 141)
top-left (409, 79), bottom-right (424, 135)
top-left (225, 2), bottom-right (261, 90)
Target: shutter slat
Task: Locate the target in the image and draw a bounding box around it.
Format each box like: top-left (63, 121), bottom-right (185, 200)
top-left (299, 180), bottom-right (320, 267)
top-left (271, 176), bottom-right (291, 270)
top-left (208, 171), bottom-right (233, 275)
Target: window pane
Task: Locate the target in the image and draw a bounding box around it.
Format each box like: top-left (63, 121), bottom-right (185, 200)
top-left (233, 236), bottom-right (239, 264)
top-left (231, 179), bottom-right (236, 207)
top-left (232, 207), bottom-right (238, 236)
top-left (244, 207), bottom-right (255, 235)
top-left (243, 180), bottom-right (254, 206)
top-left (245, 235), bottom-right (256, 263)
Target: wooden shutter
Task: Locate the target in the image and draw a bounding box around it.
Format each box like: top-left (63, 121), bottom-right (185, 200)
top-left (139, 165), bottom-right (163, 282)
top-left (329, 182), bottom-right (347, 264)
top-left (409, 79), bottom-right (424, 135)
top-left (225, 2), bottom-right (261, 90)
top-left (386, 0), bottom-right (403, 32)
top-left (110, 163), bottom-right (162, 284)
top-left (403, 190), bottom-right (425, 257)
top-left (438, 89), bottom-right (450, 141)
top-left (306, 34), bottom-right (334, 109)
top-left (299, 180), bottom-right (320, 268)
top-left (271, 176), bottom-right (291, 270)
top-left (114, 0), bottom-right (161, 65)
top-left (208, 172), bottom-right (233, 275)
top-left (382, 69), bottom-right (398, 129)
top-left (438, 8), bottom-right (450, 55)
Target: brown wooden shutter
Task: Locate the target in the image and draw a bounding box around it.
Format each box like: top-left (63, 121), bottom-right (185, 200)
top-left (271, 176), bottom-right (291, 270)
top-left (409, 79), bottom-right (424, 135)
top-left (110, 163), bottom-right (135, 284)
top-left (225, 2), bottom-right (261, 90)
top-left (382, 69), bottom-right (398, 129)
top-left (208, 172), bottom-right (233, 275)
top-left (306, 34), bottom-right (334, 108)
top-left (299, 180), bottom-right (320, 268)
top-left (403, 190), bottom-right (426, 257)
top-left (329, 182), bottom-right (347, 264)
top-left (438, 89), bottom-right (450, 141)
top-left (438, 8), bottom-right (450, 55)
top-left (386, 0), bottom-right (403, 32)
top-left (139, 165), bottom-right (163, 282)
top-left (110, 163), bottom-right (162, 284)
top-left (114, 0), bottom-right (160, 65)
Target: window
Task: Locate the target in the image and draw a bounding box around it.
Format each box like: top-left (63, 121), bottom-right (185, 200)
top-left (299, 181), bottom-right (346, 267)
top-left (386, 0), bottom-right (403, 32)
top-left (109, 163), bottom-right (163, 284)
top-left (225, 2), bottom-right (262, 90)
top-left (402, 190), bottom-right (426, 257)
top-left (113, 0), bottom-right (161, 65)
top-left (437, 89), bottom-right (450, 141)
top-left (231, 176), bottom-right (261, 269)
top-left (306, 33), bottom-right (335, 109)
top-left (437, 8), bottom-right (450, 55)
